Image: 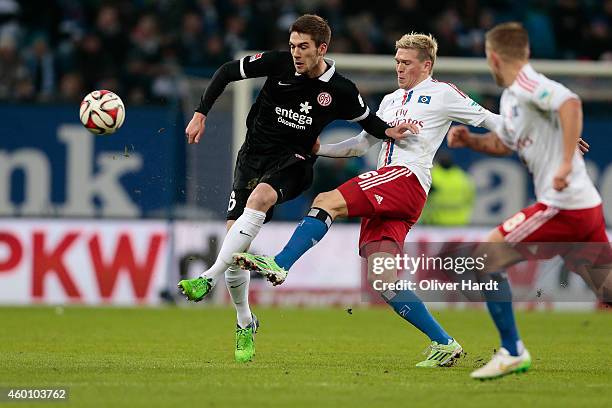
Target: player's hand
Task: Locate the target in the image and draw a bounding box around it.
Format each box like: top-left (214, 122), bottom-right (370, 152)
top-left (447, 125), bottom-right (470, 148)
top-left (553, 161), bottom-right (572, 191)
top-left (385, 122), bottom-right (419, 140)
top-left (185, 112), bottom-right (206, 144)
top-left (312, 137), bottom-right (321, 154)
top-left (578, 138), bottom-right (589, 155)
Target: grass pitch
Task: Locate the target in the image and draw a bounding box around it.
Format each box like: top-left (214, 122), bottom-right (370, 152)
top-left (1, 306), bottom-right (610, 407)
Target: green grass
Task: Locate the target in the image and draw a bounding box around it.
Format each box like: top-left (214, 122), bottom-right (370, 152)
top-left (1, 306), bottom-right (611, 408)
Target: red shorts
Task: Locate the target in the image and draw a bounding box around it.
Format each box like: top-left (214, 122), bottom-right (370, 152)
top-left (498, 202), bottom-right (608, 243)
top-left (498, 202), bottom-right (611, 267)
top-left (337, 166), bottom-right (427, 254)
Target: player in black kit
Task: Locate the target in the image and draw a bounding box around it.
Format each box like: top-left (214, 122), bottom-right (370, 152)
top-left (178, 14), bottom-right (416, 362)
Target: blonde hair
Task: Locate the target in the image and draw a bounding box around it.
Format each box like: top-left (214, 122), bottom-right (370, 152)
top-left (395, 33), bottom-right (438, 70)
top-left (485, 22), bottom-right (529, 61)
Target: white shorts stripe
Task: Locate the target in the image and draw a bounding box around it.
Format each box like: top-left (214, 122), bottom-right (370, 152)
top-left (510, 207), bottom-right (559, 242)
top-left (505, 207), bottom-right (559, 243)
top-left (358, 168), bottom-right (402, 188)
top-left (513, 207), bottom-right (559, 242)
top-left (363, 170), bottom-right (411, 191)
top-left (239, 57), bottom-right (246, 79)
top-left (505, 210), bottom-right (545, 242)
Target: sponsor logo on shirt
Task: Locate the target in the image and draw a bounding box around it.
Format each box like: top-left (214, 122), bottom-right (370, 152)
top-left (299, 101), bottom-right (312, 114)
top-left (275, 105), bottom-right (313, 130)
top-left (389, 117), bottom-right (424, 128)
top-left (390, 109), bottom-right (425, 129)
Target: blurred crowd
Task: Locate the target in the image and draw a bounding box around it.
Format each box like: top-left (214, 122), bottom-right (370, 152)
top-left (1, 0), bottom-right (611, 104)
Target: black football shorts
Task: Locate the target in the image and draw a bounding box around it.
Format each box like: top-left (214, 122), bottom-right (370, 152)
top-left (226, 148), bottom-right (315, 223)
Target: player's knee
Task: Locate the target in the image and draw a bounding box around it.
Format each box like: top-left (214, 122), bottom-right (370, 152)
top-left (313, 190), bottom-right (346, 218)
top-left (246, 186), bottom-right (277, 211)
top-left (367, 252), bottom-right (398, 291)
top-left (367, 269), bottom-right (397, 292)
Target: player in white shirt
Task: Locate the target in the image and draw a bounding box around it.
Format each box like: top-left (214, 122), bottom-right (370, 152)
top-left (447, 22), bottom-right (610, 380)
top-left (234, 33), bottom-right (501, 367)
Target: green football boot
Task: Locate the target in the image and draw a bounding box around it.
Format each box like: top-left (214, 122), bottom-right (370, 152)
top-left (235, 314), bottom-right (260, 363)
top-left (177, 277), bottom-right (212, 302)
top-left (416, 339), bottom-right (463, 367)
top-left (233, 253), bottom-right (288, 286)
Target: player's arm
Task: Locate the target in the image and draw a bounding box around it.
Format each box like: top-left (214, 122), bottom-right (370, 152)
top-left (443, 84), bottom-right (512, 156)
top-left (553, 97), bottom-right (582, 191)
top-left (315, 131), bottom-right (379, 157)
top-left (447, 126), bottom-right (513, 156)
top-left (357, 112), bottom-right (417, 140)
top-left (186, 52), bottom-right (286, 144)
top-left (185, 60), bottom-right (243, 143)
top-left (528, 79), bottom-right (582, 191)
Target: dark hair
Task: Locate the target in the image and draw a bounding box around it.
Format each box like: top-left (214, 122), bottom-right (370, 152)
top-left (485, 22), bottom-right (529, 60)
top-left (289, 14), bottom-right (331, 47)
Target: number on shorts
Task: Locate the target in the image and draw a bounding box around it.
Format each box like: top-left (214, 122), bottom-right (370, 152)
top-left (503, 211), bottom-right (527, 232)
top-left (228, 191), bottom-right (236, 211)
top-left (358, 170), bottom-right (379, 180)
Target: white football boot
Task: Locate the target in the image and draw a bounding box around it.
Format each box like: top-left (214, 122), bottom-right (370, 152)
top-left (471, 347), bottom-right (531, 380)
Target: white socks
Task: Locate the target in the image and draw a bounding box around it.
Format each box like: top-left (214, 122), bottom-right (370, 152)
top-left (200, 207), bottom-right (266, 286)
top-left (225, 265), bottom-right (253, 328)
top-left (198, 207), bottom-right (265, 328)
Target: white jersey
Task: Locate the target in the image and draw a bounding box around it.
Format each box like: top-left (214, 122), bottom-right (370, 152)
top-left (496, 64), bottom-right (601, 209)
top-left (373, 77), bottom-right (490, 192)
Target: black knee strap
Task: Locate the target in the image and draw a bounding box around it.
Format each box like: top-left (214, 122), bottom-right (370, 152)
top-left (307, 207), bottom-right (333, 229)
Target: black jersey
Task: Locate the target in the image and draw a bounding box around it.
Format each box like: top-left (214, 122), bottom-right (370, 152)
top-left (197, 50), bottom-right (392, 157)
top-left (239, 51), bottom-right (371, 155)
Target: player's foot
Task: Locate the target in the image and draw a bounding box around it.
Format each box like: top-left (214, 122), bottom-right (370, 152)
top-left (416, 339), bottom-right (463, 367)
top-left (235, 314), bottom-right (259, 363)
top-left (177, 277), bottom-right (212, 302)
top-left (470, 347), bottom-right (531, 380)
top-left (233, 253), bottom-right (288, 286)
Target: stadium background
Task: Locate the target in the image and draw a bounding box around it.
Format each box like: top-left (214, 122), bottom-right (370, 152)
top-left (1, 0), bottom-right (610, 307)
top-left (1, 2), bottom-right (611, 407)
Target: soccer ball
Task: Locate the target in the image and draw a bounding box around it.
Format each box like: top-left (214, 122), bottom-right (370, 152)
top-left (79, 90), bottom-right (125, 135)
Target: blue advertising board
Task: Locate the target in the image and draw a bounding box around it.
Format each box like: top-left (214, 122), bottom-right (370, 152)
top-left (0, 104), bottom-right (184, 218)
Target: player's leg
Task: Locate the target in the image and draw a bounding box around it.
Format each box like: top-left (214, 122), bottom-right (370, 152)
top-left (471, 226), bottom-right (531, 379)
top-left (197, 185), bottom-right (275, 287)
top-left (233, 157), bottom-right (329, 283)
top-left (226, 158), bottom-right (317, 360)
top-left (364, 238), bottom-right (462, 367)
top-left (176, 216), bottom-right (260, 362)
top-left (566, 204), bottom-right (612, 304)
top-left (177, 184), bottom-right (274, 301)
top-left (219, 219), bottom-right (260, 363)
top-left (275, 189), bottom-right (347, 267)
top-left (220, 219), bottom-right (255, 326)
top-left (480, 228), bottom-right (525, 356)
top-left (234, 167), bottom-right (419, 283)
top-left (234, 188), bottom-right (344, 284)
top-left (475, 202), bottom-right (610, 373)
top-left (178, 148), bottom-right (274, 301)
top-left (210, 183), bottom-right (274, 275)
